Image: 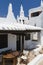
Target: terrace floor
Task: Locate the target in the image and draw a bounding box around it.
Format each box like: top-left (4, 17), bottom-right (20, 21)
top-left (0, 45), bottom-right (43, 65)
top-left (36, 60), bottom-right (43, 65)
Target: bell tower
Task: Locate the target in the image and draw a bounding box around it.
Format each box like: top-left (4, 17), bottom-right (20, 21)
top-left (20, 4), bottom-right (24, 17)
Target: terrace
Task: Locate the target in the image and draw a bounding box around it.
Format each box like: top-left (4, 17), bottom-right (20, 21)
top-left (0, 45), bottom-right (43, 65)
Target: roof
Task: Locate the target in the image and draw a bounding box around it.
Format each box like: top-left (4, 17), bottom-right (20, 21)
top-left (0, 21), bottom-right (41, 31)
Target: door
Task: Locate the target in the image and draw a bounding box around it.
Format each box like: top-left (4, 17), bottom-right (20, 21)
top-left (16, 35), bottom-right (21, 51)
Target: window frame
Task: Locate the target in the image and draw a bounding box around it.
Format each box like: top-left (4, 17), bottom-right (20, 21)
top-left (32, 32), bottom-right (38, 41)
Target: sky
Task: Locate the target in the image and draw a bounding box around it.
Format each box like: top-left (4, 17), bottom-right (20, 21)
top-left (0, 0), bottom-right (41, 18)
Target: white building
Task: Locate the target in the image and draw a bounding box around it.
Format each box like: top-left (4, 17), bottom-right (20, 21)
top-left (28, 0), bottom-right (43, 46)
top-left (0, 2), bottom-right (42, 53)
top-left (17, 4), bottom-right (28, 24)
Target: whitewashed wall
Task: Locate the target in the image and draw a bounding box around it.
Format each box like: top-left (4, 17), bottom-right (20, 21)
top-left (24, 34), bottom-right (40, 49)
top-left (8, 34), bottom-right (16, 51)
top-left (41, 12), bottom-right (43, 28)
top-left (29, 16), bottom-right (41, 27)
top-left (24, 39), bottom-right (39, 49)
top-left (40, 31), bottom-right (43, 45)
top-left (29, 6), bottom-right (42, 27)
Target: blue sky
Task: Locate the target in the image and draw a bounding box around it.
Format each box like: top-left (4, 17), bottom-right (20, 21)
top-left (0, 0), bottom-right (41, 18)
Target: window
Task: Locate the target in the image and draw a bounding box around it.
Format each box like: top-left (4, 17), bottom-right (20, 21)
top-left (0, 34), bottom-right (8, 49)
top-left (22, 20), bottom-right (24, 24)
top-left (25, 34), bottom-right (30, 40)
top-left (32, 32), bottom-right (38, 41)
top-left (31, 11), bottom-right (42, 17)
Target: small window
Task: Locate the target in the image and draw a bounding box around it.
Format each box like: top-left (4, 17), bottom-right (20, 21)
top-left (25, 34), bottom-right (30, 40)
top-left (22, 20), bottom-right (24, 24)
top-left (31, 11), bottom-right (42, 17)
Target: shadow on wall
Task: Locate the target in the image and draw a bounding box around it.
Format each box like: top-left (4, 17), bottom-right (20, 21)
top-left (25, 42), bottom-right (38, 50)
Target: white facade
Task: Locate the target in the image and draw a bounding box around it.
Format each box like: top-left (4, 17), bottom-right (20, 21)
top-left (28, 0), bottom-right (43, 46)
top-left (17, 0), bottom-right (43, 49)
top-left (29, 7), bottom-right (41, 27)
top-left (0, 1), bottom-right (43, 52)
top-left (28, 0), bottom-right (43, 27)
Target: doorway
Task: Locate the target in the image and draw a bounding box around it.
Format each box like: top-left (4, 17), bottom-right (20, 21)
top-left (16, 35), bottom-right (21, 51)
